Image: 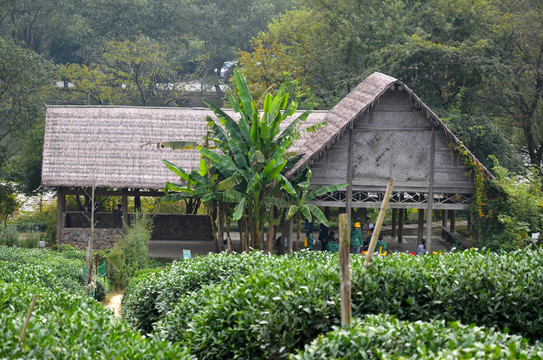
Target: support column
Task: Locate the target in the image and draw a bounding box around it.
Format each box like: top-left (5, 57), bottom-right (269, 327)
top-left (442, 210), bottom-right (448, 240)
top-left (418, 209), bottom-right (425, 242)
top-left (134, 189), bottom-right (141, 212)
top-left (391, 209), bottom-right (397, 237)
top-left (122, 188), bottom-right (128, 231)
top-left (56, 187), bottom-right (66, 244)
top-left (346, 127), bottom-right (354, 227)
top-left (286, 217), bottom-right (293, 254)
top-left (398, 208), bottom-right (404, 243)
top-left (450, 210), bottom-right (456, 232)
top-left (426, 127), bottom-right (436, 253)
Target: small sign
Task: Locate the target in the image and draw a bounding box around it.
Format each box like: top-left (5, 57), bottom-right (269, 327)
top-left (182, 249), bottom-right (191, 259)
top-left (532, 232), bottom-right (540, 240)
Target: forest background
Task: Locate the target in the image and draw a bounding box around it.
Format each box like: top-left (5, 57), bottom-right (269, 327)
top-left (0, 0), bottom-right (542, 242)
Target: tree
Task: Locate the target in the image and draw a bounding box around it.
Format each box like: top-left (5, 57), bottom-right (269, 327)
top-left (0, 37), bottom-right (55, 175)
top-left (60, 36), bottom-right (189, 106)
top-left (162, 69), bottom-right (318, 250)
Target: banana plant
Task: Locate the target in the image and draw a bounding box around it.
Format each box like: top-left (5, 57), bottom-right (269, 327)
top-left (279, 169), bottom-right (348, 251)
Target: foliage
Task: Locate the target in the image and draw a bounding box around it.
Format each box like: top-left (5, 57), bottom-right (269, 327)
top-left (0, 185), bottom-right (19, 227)
top-left (236, 38), bottom-right (317, 109)
top-left (475, 159), bottom-right (543, 250)
top-left (0, 226), bottom-right (19, 247)
top-left (122, 252), bottom-right (266, 334)
top-left (139, 249), bottom-right (543, 358)
top-left (291, 314), bottom-right (543, 359)
top-left (162, 69), bottom-right (314, 249)
top-left (107, 212), bottom-right (153, 289)
top-left (0, 248), bottom-right (193, 359)
top-left (60, 35), bottom-right (189, 106)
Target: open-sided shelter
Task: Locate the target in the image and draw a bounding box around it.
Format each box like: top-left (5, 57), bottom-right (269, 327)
top-left (42, 72), bottom-right (487, 252)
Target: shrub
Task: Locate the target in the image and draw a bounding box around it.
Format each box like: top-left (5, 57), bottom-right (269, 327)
top-left (290, 315), bottom-right (543, 359)
top-left (108, 212), bottom-right (153, 289)
top-left (0, 225), bottom-right (19, 246)
top-left (0, 282), bottom-right (194, 359)
top-left (152, 249), bottom-right (543, 358)
top-left (122, 251), bottom-right (267, 334)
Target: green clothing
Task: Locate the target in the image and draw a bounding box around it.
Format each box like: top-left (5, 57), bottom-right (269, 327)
top-left (350, 229), bottom-right (363, 246)
top-left (306, 233), bottom-right (315, 250)
top-left (376, 240), bottom-right (387, 253)
top-left (326, 241), bottom-right (339, 253)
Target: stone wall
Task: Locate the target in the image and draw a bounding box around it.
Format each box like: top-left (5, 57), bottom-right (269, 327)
top-left (61, 228), bottom-right (124, 250)
top-left (61, 213), bottom-right (213, 249)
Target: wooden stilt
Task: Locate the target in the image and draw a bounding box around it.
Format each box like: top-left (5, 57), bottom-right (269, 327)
top-left (56, 187), bottom-right (66, 245)
top-left (450, 210), bottom-right (456, 232)
top-left (418, 209), bottom-right (424, 242)
top-left (338, 213), bottom-right (351, 328)
top-left (398, 208), bottom-right (404, 243)
top-left (391, 209), bottom-right (397, 237)
top-left (442, 210), bottom-right (448, 240)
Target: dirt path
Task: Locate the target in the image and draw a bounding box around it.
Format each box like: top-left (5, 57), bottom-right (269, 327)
top-left (105, 293), bottom-right (123, 317)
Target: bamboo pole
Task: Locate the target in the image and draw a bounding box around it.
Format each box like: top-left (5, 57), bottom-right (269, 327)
top-left (364, 178), bottom-right (395, 269)
top-left (18, 294), bottom-right (38, 347)
top-left (338, 213), bottom-right (351, 328)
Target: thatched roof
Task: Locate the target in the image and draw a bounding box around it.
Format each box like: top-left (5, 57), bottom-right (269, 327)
top-left (285, 72), bottom-right (490, 179)
top-left (42, 106), bottom-right (327, 190)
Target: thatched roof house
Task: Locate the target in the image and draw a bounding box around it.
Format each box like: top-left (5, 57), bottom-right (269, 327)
top-left (42, 107), bottom-right (327, 190)
top-left (43, 72), bottom-right (487, 251)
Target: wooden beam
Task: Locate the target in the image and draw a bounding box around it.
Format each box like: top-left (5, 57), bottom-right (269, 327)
top-left (63, 187), bottom-right (166, 197)
top-left (418, 209), bottom-right (424, 242)
top-left (426, 127), bottom-right (436, 253)
top-left (398, 208), bottom-right (404, 243)
top-left (346, 126), bottom-right (354, 227)
top-left (441, 210), bottom-right (448, 240)
top-left (391, 209), bottom-right (397, 237)
top-left (450, 210), bottom-right (456, 232)
top-left (56, 187), bottom-right (66, 245)
top-left (338, 213), bottom-right (351, 328)
top-left (122, 188), bottom-right (128, 232)
top-left (364, 178), bottom-right (395, 268)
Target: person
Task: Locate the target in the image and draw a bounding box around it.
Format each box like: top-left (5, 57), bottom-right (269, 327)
top-left (376, 234), bottom-right (387, 254)
top-left (363, 217), bottom-right (374, 250)
top-left (318, 224), bottom-right (329, 252)
top-left (350, 222), bottom-right (363, 254)
top-left (326, 233), bottom-right (339, 253)
top-left (417, 238), bottom-right (426, 255)
top-left (304, 229), bottom-right (315, 250)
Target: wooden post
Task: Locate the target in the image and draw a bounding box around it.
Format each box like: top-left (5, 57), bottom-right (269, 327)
top-left (450, 210), bottom-right (456, 232)
top-left (338, 213), bottom-right (351, 328)
top-left (286, 217), bottom-right (293, 254)
top-left (346, 126), bottom-right (354, 227)
top-left (121, 188), bottom-right (128, 232)
top-left (391, 209), bottom-right (397, 237)
top-left (364, 178), bottom-right (395, 268)
top-left (134, 188), bottom-right (141, 212)
top-left (18, 294), bottom-right (38, 347)
top-left (426, 127), bottom-right (436, 253)
top-left (398, 209), bottom-right (404, 243)
top-left (441, 210), bottom-right (448, 240)
top-left (417, 209), bottom-right (425, 242)
top-left (56, 187), bottom-right (66, 245)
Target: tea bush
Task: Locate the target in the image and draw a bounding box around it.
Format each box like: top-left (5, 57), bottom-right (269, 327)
top-left (151, 249), bottom-right (543, 358)
top-left (122, 251), bottom-right (270, 334)
top-left (155, 252), bottom-right (340, 359)
top-left (291, 314), bottom-right (543, 359)
top-left (0, 246), bottom-right (193, 359)
top-left (0, 282), bottom-right (193, 359)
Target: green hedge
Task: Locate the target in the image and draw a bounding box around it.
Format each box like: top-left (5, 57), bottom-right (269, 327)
top-left (144, 249), bottom-right (543, 359)
top-left (0, 246), bottom-right (193, 359)
top-left (290, 314), bottom-right (543, 359)
top-left (0, 282), bottom-right (193, 359)
top-left (121, 251), bottom-right (271, 334)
